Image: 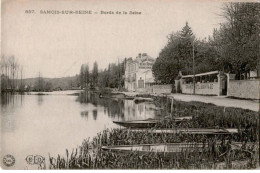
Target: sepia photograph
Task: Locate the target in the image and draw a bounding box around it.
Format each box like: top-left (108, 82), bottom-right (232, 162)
top-left (0, 0), bottom-right (259, 170)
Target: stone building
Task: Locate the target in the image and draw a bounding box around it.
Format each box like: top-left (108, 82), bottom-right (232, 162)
top-left (124, 53), bottom-right (155, 92)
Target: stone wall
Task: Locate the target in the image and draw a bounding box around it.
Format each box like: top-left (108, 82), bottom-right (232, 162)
top-left (152, 84), bottom-right (172, 94)
top-left (228, 80), bottom-right (260, 99)
top-left (136, 88), bottom-right (146, 93)
top-left (145, 85), bottom-right (153, 93)
top-left (181, 82), bottom-right (219, 95)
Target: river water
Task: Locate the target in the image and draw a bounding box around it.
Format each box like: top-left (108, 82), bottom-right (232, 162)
top-left (0, 90), bottom-right (162, 169)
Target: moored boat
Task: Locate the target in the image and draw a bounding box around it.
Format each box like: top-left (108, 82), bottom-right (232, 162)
top-left (113, 116), bottom-right (192, 128)
top-left (113, 119), bottom-right (158, 128)
top-left (133, 97), bottom-right (153, 104)
top-left (101, 142), bottom-right (250, 158)
top-left (168, 116), bottom-right (192, 121)
top-left (130, 128), bottom-right (239, 135)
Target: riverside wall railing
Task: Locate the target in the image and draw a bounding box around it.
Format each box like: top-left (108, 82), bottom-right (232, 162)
top-left (181, 82), bottom-right (220, 95)
top-left (178, 71), bottom-right (222, 96)
top-left (176, 71), bottom-right (259, 99)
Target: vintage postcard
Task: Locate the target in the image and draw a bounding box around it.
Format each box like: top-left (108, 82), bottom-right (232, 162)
top-left (1, 0), bottom-right (259, 170)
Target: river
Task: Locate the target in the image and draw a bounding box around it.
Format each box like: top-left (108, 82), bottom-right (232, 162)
top-left (0, 90), bottom-right (162, 169)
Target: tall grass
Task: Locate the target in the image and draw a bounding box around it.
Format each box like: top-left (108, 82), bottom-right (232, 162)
top-left (153, 96), bottom-right (259, 142)
top-left (48, 95), bottom-right (259, 169)
top-left (49, 128), bottom-right (259, 169)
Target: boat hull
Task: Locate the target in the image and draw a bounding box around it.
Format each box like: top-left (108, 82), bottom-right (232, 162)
top-left (130, 128), bottom-right (239, 135)
top-left (113, 116), bottom-right (192, 128)
top-left (101, 142), bottom-right (251, 159)
top-left (102, 143), bottom-right (206, 158)
top-left (113, 120), bottom-right (157, 128)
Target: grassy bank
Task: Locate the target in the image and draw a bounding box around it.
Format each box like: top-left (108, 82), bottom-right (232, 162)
top-left (153, 96), bottom-right (259, 142)
top-left (49, 95), bottom-right (259, 169)
top-left (49, 128), bottom-right (259, 169)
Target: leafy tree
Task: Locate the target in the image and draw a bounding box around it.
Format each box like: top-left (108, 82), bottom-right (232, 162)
top-left (85, 64), bottom-right (90, 87)
top-left (45, 82), bottom-right (52, 91)
top-left (79, 64), bottom-right (90, 88)
top-left (34, 77), bottom-right (45, 91)
top-left (92, 61), bottom-right (98, 87)
top-left (97, 61), bottom-right (125, 89)
top-left (213, 3), bottom-right (260, 79)
top-left (79, 64), bottom-right (85, 88)
top-left (194, 38), bottom-right (221, 73)
top-left (152, 22), bottom-right (195, 84)
top-left (152, 22), bottom-right (224, 84)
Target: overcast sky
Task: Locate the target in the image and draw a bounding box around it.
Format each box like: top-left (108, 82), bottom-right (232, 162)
top-left (2, 0), bottom-right (226, 78)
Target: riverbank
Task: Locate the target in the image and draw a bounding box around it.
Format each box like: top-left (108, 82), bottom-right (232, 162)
top-left (48, 92), bottom-right (259, 169)
top-left (114, 91), bottom-right (259, 112)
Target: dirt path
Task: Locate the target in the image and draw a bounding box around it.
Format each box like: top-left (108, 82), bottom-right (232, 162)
top-left (169, 94), bottom-right (259, 112)
top-left (117, 91), bottom-right (259, 112)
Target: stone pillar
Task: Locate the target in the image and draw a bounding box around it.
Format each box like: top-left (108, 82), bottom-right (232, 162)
top-left (175, 80), bottom-right (180, 93)
top-left (217, 74), bottom-right (221, 96)
top-left (179, 78), bottom-right (183, 93)
top-left (226, 73), bottom-right (236, 96)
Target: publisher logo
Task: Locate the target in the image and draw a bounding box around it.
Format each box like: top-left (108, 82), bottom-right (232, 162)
top-left (3, 154), bottom-right (15, 167)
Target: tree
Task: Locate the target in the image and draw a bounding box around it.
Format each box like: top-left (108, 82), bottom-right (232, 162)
top-left (152, 22), bottom-right (223, 84)
top-left (194, 38), bottom-right (220, 73)
top-left (34, 77), bottom-right (45, 91)
top-left (96, 61), bottom-right (125, 89)
top-left (214, 3), bottom-right (260, 79)
top-left (45, 82), bottom-right (53, 91)
top-left (0, 55), bottom-right (22, 92)
top-left (85, 64), bottom-right (90, 87)
top-left (92, 61), bottom-right (98, 87)
top-left (152, 22), bottom-right (195, 84)
top-left (79, 64), bottom-right (90, 88)
top-left (79, 64), bottom-right (85, 88)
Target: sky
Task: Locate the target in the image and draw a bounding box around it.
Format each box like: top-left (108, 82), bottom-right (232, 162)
top-left (2, 0), bottom-right (227, 78)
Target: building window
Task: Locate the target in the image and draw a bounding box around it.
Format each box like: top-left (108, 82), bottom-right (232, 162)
top-left (138, 78), bottom-right (144, 88)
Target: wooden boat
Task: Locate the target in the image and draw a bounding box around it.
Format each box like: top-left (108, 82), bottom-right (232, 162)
top-left (113, 119), bottom-right (158, 128)
top-left (101, 142), bottom-right (248, 158)
top-left (130, 128), bottom-right (239, 135)
top-left (133, 97), bottom-right (153, 104)
top-left (124, 97), bottom-right (135, 100)
top-left (113, 116), bottom-right (192, 128)
top-left (124, 95), bottom-right (135, 100)
top-left (169, 116), bottom-right (192, 121)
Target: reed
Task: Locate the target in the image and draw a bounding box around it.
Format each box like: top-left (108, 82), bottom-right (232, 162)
top-left (50, 129), bottom-right (259, 169)
top-left (48, 96), bottom-right (259, 169)
top-left (49, 128), bottom-right (259, 169)
top-left (153, 96), bottom-right (259, 142)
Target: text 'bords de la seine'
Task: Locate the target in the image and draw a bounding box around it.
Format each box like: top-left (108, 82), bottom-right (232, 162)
top-left (37, 10), bottom-right (141, 15)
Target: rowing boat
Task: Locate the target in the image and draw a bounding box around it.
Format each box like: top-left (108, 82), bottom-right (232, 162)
top-left (113, 116), bottom-right (192, 128)
top-left (113, 119), bottom-right (158, 128)
top-left (133, 97), bottom-right (154, 104)
top-left (101, 142), bottom-right (249, 158)
top-left (130, 128), bottom-right (239, 135)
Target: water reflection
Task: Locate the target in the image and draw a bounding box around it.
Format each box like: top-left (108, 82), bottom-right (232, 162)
top-left (1, 93), bottom-right (24, 133)
top-left (37, 95), bottom-right (44, 106)
top-left (1, 93), bottom-right (24, 107)
top-left (92, 109), bottom-right (98, 120)
top-left (1, 91), bottom-right (162, 169)
top-left (81, 111), bottom-right (89, 118)
top-left (78, 91), bottom-right (162, 121)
